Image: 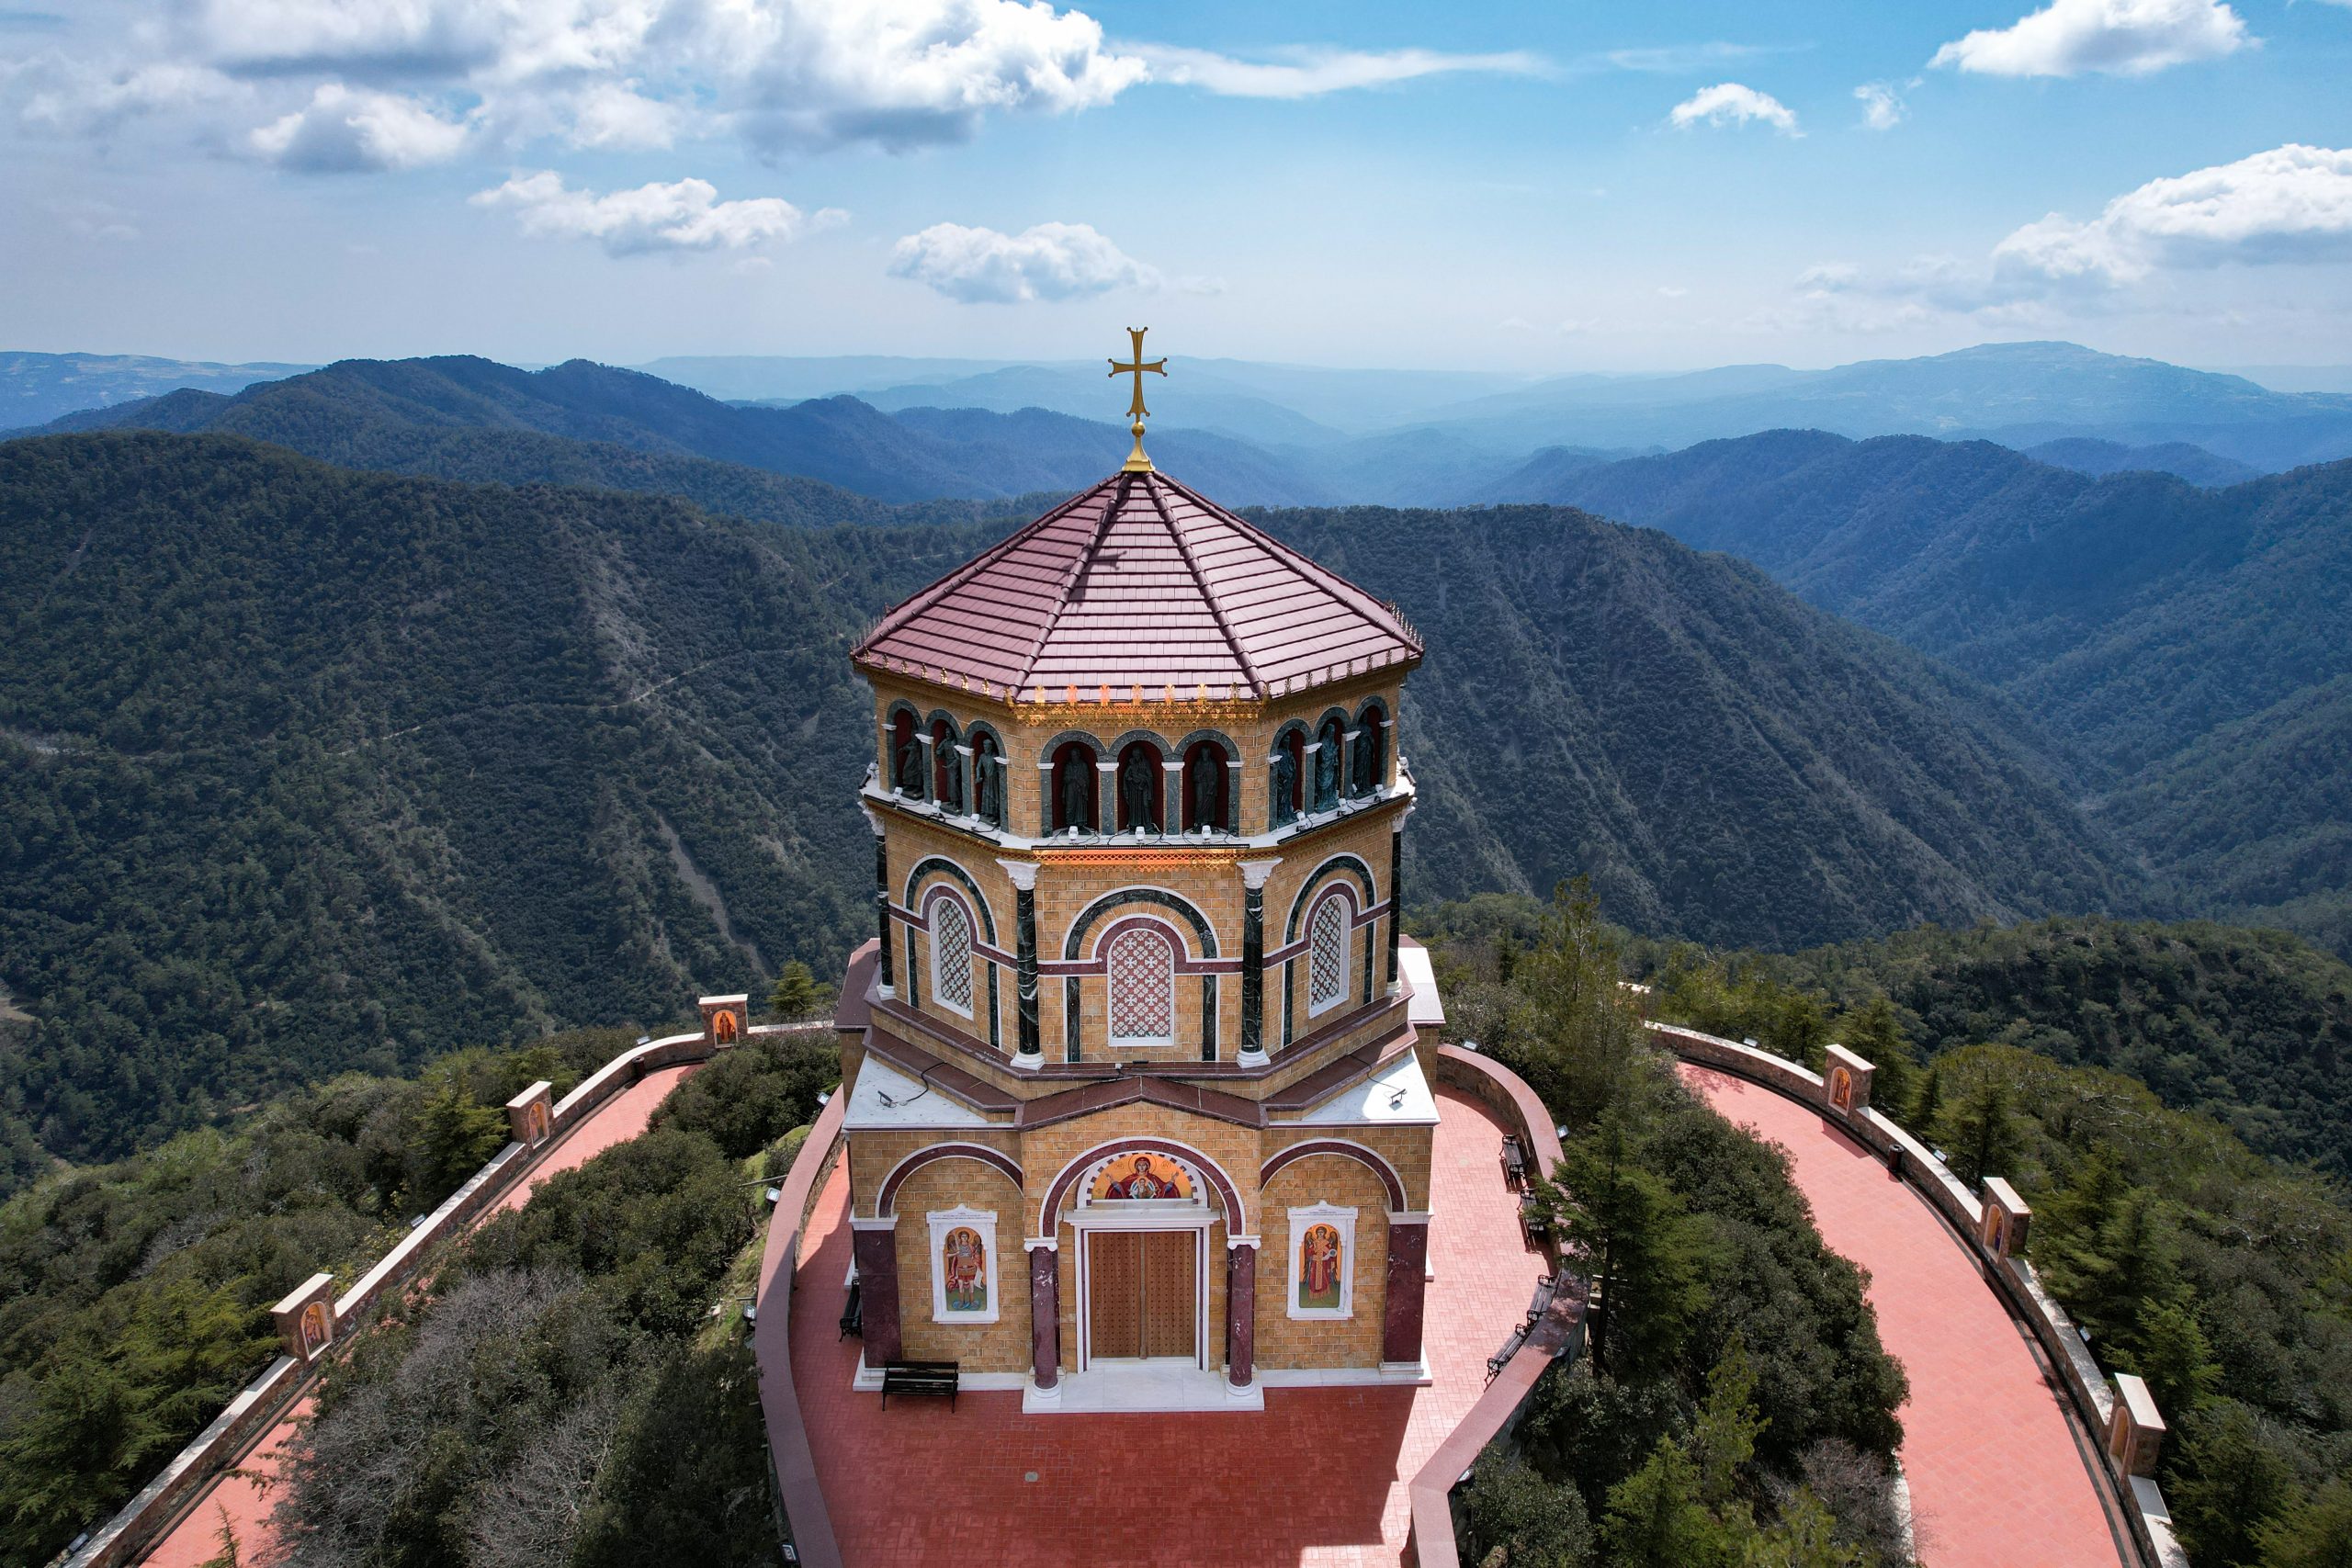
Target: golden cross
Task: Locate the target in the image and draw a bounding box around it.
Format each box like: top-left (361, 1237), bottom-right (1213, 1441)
top-left (1107, 326), bottom-right (1168, 473)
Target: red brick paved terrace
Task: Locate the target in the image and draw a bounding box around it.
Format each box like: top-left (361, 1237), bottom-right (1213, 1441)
top-left (1680, 1064), bottom-right (2131, 1568)
top-left (788, 1083), bottom-right (1547, 1567)
top-left (136, 1064), bottom-right (700, 1568)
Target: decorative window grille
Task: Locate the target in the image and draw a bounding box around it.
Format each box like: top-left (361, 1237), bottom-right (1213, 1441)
top-left (1105, 926), bottom-right (1176, 1047)
top-left (930, 896), bottom-right (973, 1016)
top-left (1308, 895), bottom-right (1349, 1016)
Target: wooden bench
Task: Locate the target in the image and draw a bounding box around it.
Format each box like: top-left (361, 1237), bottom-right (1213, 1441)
top-left (880, 1359), bottom-right (960, 1409)
top-left (1498, 1134), bottom-right (1528, 1192)
top-left (838, 1278), bottom-right (862, 1340)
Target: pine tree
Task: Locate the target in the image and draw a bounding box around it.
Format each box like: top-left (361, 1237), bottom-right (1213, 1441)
top-left (2255, 1475), bottom-right (2352, 1568)
top-left (1692, 1337), bottom-right (1768, 1507)
top-left (1737, 1488), bottom-right (1865, 1568)
top-left (1931, 1064), bottom-right (2018, 1190)
top-left (767, 960), bottom-right (831, 1021)
top-left (1510, 878), bottom-right (1646, 1130)
top-left (1831, 995), bottom-right (1914, 1115)
top-left (1543, 1108), bottom-right (1714, 1381)
top-left (1602, 1438), bottom-right (1728, 1568)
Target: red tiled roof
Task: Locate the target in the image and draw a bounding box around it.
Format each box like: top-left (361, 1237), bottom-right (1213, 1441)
top-left (852, 470), bottom-right (1421, 701)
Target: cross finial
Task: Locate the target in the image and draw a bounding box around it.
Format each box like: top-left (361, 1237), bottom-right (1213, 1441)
top-left (1107, 326), bottom-right (1168, 473)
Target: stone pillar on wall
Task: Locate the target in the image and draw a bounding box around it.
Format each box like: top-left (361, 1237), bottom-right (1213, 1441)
top-left (1027, 1238), bottom-right (1061, 1400)
top-left (1382, 1214), bottom-right (1430, 1371)
top-left (864, 805), bottom-right (893, 998)
top-left (2108, 1372), bottom-right (2166, 1477)
top-left (915, 732), bottom-right (935, 805)
top-left (1226, 1237), bottom-right (1259, 1393)
top-left (272, 1271), bottom-right (339, 1362)
top-left (504, 1080), bottom-right (553, 1148)
top-left (850, 1218), bottom-right (902, 1364)
top-left (1981, 1177), bottom-right (2032, 1261)
top-left (998, 859), bottom-right (1042, 1067)
top-left (1237, 858), bottom-right (1283, 1067)
top-left (1823, 1043), bottom-right (1874, 1118)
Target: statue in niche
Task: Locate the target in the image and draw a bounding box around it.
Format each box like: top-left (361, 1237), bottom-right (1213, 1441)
top-left (1188, 746), bottom-right (1221, 832)
top-left (1353, 724), bottom-right (1379, 795)
top-left (974, 745), bottom-right (1000, 825)
top-left (1270, 746), bottom-right (1297, 828)
top-left (1059, 753), bottom-right (1092, 832)
top-left (895, 737), bottom-right (922, 795)
top-left (938, 750), bottom-right (962, 814)
top-left (1314, 728), bottom-right (1341, 811)
top-left (1120, 748), bottom-right (1157, 833)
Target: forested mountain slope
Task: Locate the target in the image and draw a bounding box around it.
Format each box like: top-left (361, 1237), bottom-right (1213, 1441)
top-left (1506, 431), bottom-right (2352, 946)
top-left (44, 355), bottom-right (1328, 504)
top-left (0, 433), bottom-right (2143, 1179)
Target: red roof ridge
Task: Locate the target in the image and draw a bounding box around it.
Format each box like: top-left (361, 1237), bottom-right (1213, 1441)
top-left (1140, 475), bottom-right (1269, 701)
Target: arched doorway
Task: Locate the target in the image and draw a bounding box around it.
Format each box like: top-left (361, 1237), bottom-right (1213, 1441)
top-left (1046, 1142), bottom-right (1239, 1374)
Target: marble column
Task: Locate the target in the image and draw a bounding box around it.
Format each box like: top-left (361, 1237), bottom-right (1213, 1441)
top-left (1341, 728), bottom-right (1362, 800)
top-left (1386, 803), bottom-right (1412, 994)
top-left (915, 732), bottom-right (936, 805)
top-left (1226, 1238), bottom-right (1258, 1391)
top-left (1237, 858), bottom-right (1283, 1066)
top-left (1381, 1215), bottom-right (1430, 1370)
top-left (1027, 1238), bottom-right (1061, 1397)
top-left (864, 805), bottom-right (893, 998)
top-left (998, 858), bottom-right (1042, 1066)
top-left (851, 1218), bottom-right (902, 1364)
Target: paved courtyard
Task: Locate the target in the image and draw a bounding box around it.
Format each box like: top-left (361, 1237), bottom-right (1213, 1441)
top-left (139, 1064), bottom-right (699, 1567)
top-left (1680, 1064), bottom-right (2130, 1568)
top-left (788, 1082), bottom-right (1548, 1567)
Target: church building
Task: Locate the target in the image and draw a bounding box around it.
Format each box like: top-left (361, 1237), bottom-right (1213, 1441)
top-left (832, 335), bottom-right (1442, 1411)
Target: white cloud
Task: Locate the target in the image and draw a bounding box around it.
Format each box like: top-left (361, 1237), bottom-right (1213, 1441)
top-left (1796, 143), bottom-right (2352, 325)
top-left (887, 220), bottom-right (1156, 303)
top-left (1993, 142), bottom-right (2352, 284)
top-left (564, 81), bottom-right (683, 150)
top-left (1668, 82), bottom-right (1800, 135)
top-left (472, 170), bottom-right (845, 255)
top-left (249, 83), bottom-right (469, 171)
top-left (1854, 82), bottom-right (1904, 130)
top-left (1133, 44), bottom-right (1542, 99)
top-left (15, 56), bottom-right (242, 133)
top-left (1929, 0), bottom-right (2248, 78)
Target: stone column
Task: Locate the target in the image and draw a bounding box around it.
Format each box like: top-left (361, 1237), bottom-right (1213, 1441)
top-left (851, 1218), bottom-right (902, 1364)
top-left (1386, 803), bottom-right (1411, 994)
top-left (1035, 758), bottom-right (1056, 837)
top-left (1237, 858), bottom-right (1283, 1067)
top-left (1027, 1238), bottom-right (1061, 1399)
top-left (1382, 1214), bottom-right (1430, 1371)
top-left (915, 732), bottom-right (936, 805)
top-left (998, 858), bottom-right (1043, 1067)
top-left (1161, 758), bottom-right (1183, 836)
top-left (1226, 1237), bottom-right (1259, 1392)
top-left (1225, 758), bottom-right (1244, 833)
top-left (952, 742), bottom-right (975, 818)
top-left (864, 805), bottom-right (893, 998)
top-left (1341, 728), bottom-right (1362, 800)
top-left (1095, 758), bottom-right (1116, 834)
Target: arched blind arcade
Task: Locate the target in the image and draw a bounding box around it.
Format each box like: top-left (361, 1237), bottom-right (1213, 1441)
top-left (1105, 926), bottom-right (1177, 1048)
top-left (1307, 895), bottom-right (1349, 1016)
top-left (930, 896), bottom-right (974, 1016)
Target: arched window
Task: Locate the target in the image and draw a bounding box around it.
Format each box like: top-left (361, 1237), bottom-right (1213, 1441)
top-left (1105, 925), bottom-right (1176, 1049)
top-left (1050, 741), bottom-right (1098, 834)
top-left (931, 719), bottom-right (962, 812)
top-left (1181, 739), bottom-right (1229, 832)
top-left (1351, 709), bottom-right (1385, 798)
top-left (970, 730), bottom-right (1004, 828)
top-left (928, 894), bottom-right (973, 1017)
top-left (1269, 728), bottom-right (1306, 829)
top-left (1314, 716), bottom-right (1346, 812)
top-left (1307, 893), bottom-right (1350, 1017)
top-left (889, 710), bottom-right (920, 796)
top-left (1114, 740), bottom-right (1164, 834)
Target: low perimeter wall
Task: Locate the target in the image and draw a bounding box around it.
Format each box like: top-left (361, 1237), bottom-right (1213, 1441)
top-left (1405, 1045), bottom-right (1588, 1568)
top-left (751, 1089), bottom-right (851, 1568)
top-left (1650, 1022), bottom-right (2189, 1568)
top-left (58, 1023), bottom-right (790, 1568)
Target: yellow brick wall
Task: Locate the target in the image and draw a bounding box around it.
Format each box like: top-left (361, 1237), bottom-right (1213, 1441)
top-left (886, 1157), bottom-right (1033, 1371)
top-left (1260, 1123), bottom-right (1435, 1214)
top-left (1255, 1156), bottom-right (1394, 1370)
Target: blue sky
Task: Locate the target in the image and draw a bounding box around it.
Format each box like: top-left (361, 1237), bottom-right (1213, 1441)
top-left (4, 0), bottom-right (2350, 371)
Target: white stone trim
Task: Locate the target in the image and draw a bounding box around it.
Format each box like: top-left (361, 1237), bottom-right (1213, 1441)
top-left (849, 1214), bottom-right (899, 1232)
top-left (1237, 856), bottom-right (1283, 890)
top-left (996, 857), bottom-right (1040, 892)
top-left (1285, 1202), bottom-right (1357, 1320)
top-left (926, 1205), bottom-right (1000, 1325)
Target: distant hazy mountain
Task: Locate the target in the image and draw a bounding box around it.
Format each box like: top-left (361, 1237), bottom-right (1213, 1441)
top-left (37, 355), bottom-right (1335, 504)
top-left (0, 430), bottom-right (2143, 1170)
top-left (1429, 342), bottom-right (2352, 468)
top-left (2024, 437), bottom-right (2259, 488)
top-left (1, 351), bottom-right (308, 430)
top-left (1504, 427), bottom-right (2352, 946)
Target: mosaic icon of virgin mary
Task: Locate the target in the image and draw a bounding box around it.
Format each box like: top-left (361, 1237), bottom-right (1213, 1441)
top-left (1103, 1155), bottom-right (1177, 1199)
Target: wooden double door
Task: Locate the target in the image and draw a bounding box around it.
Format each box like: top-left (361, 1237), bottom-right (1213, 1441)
top-left (1088, 1230), bottom-right (1198, 1360)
